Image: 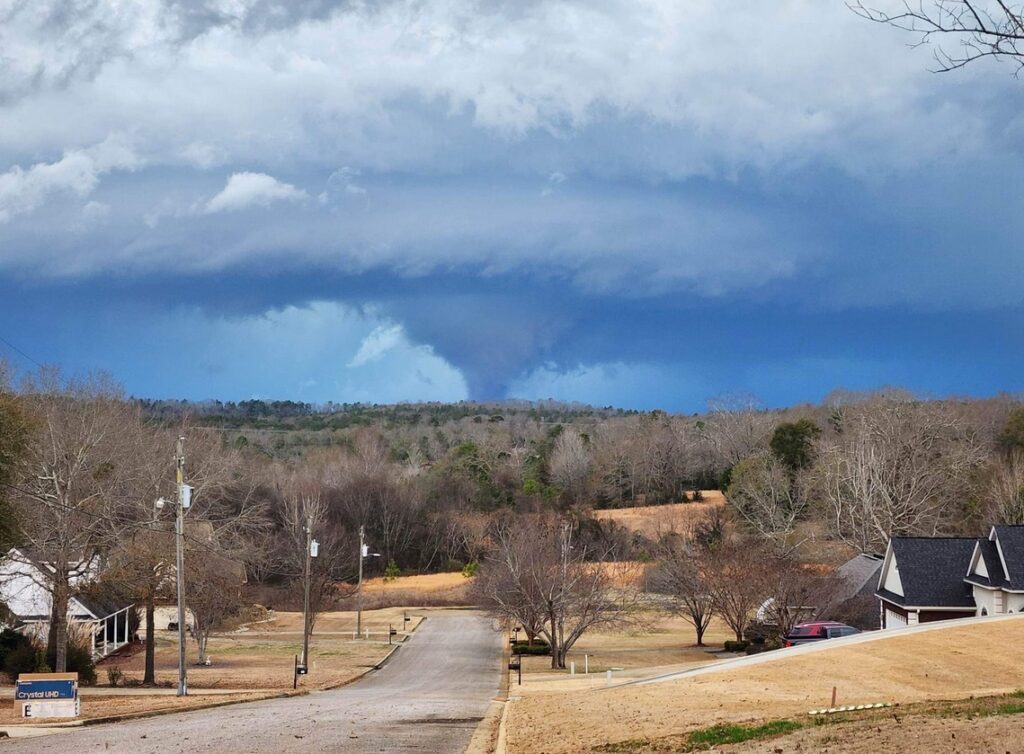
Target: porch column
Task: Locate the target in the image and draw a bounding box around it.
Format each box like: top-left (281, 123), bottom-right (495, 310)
top-left (907, 610), bottom-right (920, 626)
top-left (91, 624), bottom-right (96, 657)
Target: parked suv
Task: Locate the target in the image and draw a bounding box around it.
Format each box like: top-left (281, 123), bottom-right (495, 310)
top-left (783, 621), bottom-right (860, 647)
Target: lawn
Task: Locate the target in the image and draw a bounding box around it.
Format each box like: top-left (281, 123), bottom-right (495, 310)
top-left (96, 607), bottom-right (421, 690)
top-left (506, 615), bottom-right (1024, 753)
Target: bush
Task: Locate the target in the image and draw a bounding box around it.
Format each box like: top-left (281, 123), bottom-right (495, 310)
top-left (3, 640), bottom-right (48, 680)
top-left (512, 641), bottom-right (551, 656)
top-left (461, 560), bottom-right (479, 578)
top-left (50, 641), bottom-right (97, 686)
top-left (723, 640), bottom-right (749, 652)
top-left (106, 665), bottom-right (124, 687)
top-left (692, 489), bottom-right (704, 501)
top-left (383, 559), bottom-right (401, 582)
top-left (743, 621), bottom-right (780, 644)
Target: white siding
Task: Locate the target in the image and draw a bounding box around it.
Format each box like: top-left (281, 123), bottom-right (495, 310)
top-left (882, 554), bottom-right (904, 596)
top-left (1006, 593), bottom-right (1024, 613)
top-left (973, 586), bottom-right (997, 616)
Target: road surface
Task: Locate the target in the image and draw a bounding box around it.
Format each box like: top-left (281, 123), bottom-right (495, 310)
top-left (2, 611), bottom-right (503, 754)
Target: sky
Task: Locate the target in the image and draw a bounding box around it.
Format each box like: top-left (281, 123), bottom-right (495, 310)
top-left (0, 0), bottom-right (1022, 412)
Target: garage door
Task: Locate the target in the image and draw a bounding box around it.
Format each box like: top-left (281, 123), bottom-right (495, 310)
top-left (885, 608), bottom-right (908, 629)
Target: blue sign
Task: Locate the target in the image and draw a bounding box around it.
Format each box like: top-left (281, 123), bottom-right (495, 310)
top-left (15, 679), bottom-right (77, 701)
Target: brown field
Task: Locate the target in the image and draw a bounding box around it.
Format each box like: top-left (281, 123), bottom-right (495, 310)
top-left (94, 607), bottom-right (419, 690)
top-left (593, 493), bottom-right (725, 539)
top-left (518, 612), bottom-right (735, 688)
top-left (506, 616), bottom-right (1024, 753)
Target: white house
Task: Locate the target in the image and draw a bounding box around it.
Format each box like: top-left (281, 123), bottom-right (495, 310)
top-left (964, 525), bottom-right (1024, 616)
top-left (0, 548), bottom-right (135, 660)
top-left (876, 525), bottom-right (1024, 629)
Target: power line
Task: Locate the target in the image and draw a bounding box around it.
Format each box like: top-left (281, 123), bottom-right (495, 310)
top-left (0, 334), bottom-right (44, 370)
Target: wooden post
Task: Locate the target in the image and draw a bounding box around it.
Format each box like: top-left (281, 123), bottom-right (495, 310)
top-left (831, 686), bottom-right (837, 708)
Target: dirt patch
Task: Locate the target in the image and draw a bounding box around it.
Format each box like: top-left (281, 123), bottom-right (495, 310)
top-left (507, 617), bottom-right (1024, 753)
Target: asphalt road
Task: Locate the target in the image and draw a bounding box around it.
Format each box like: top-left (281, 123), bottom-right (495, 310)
top-left (2, 611), bottom-right (503, 754)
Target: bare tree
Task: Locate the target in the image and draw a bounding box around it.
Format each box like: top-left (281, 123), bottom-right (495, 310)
top-left (476, 514), bottom-right (640, 669)
top-left (757, 558), bottom-right (840, 637)
top-left (851, 0), bottom-right (1024, 72)
top-left (700, 394), bottom-right (774, 471)
top-left (9, 371), bottom-right (147, 672)
top-left (702, 542), bottom-right (771, 642)
top-left (649, 532), bottom-right (715, 646)
top-left (276, 478), bottom-right (355, 634)
top-left (185, 523), bottom-right (246, 665)
top-left (988, 450), bottom-right (1024, 524)
top-left (816, 398), bottom-right (985, 552)
top-left (549, 431), bottom-right (592, 505)
top-left (726, 452), bottom-right (809, 551)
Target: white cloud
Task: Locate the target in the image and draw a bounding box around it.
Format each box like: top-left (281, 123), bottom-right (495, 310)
top-left (348, 324), bottom-right (405, 367)
top-left (0, 135), bottom-right (138, 222)
top-left (205, 172), bottom-right (306, 213)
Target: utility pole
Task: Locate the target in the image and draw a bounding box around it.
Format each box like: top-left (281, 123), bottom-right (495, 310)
top-left (356, 525), bottom-right (365, 637)
top-left (174, 436), bottom-right (188, 697)
top-left (302, 515), bottom-right (312, 670)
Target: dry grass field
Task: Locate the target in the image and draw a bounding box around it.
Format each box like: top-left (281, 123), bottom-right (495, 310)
top-left (98, 607), bottom-right (420, 690)
top-left (518, 613), bottom-right (735, 687)
top-left (593, 493), bottom-right (725, 539)
top-left (506, 616), bottom-right (1024, 754)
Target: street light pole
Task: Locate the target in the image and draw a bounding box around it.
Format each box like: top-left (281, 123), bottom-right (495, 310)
top-left (302, 515), bottom-right (312, 669)
top-left (356, 525), bottom-right (365, 637)
top-left (174, 436), bottom-right (188, 697)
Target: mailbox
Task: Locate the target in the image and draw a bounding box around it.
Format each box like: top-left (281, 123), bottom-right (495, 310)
top-left (508, 658), bottom-right (521, 671)
top-left (389, 627), bottom-right (398, 636)
top-left (296, 665), bottom-right (308, 676)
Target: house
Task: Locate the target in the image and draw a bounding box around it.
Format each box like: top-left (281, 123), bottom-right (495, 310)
top-left (827, 553), bottom-right (884, 628)
top-left (875, 526), bottom-right (1024, 629)
top-left (0, 548), bottom-right (135, 660)
top-left (964, 525), bottom-right (1024, 616)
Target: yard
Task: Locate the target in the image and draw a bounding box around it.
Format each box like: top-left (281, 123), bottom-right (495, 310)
top-left (97, 606), bottom-right (422, 690)
top-left (515, 612), bottom-right (736, 690)
top-left (505, 615), bottom-right (1024, 753)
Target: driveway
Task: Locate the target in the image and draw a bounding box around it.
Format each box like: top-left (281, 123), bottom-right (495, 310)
top-left (2, 610), bottom-right (503, 754)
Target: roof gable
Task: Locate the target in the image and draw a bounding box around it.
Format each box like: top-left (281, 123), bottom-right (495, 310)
top-left (879, 537), bottom-right (977, 608)
top-left (992, 526), bottom-right (1024, 589)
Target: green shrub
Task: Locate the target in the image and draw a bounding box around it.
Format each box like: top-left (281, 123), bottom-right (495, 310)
top-left (512, 641), bottom-right (551, 656)
top-left (383, 559), bottom-right (401, 582)
top-left (2, 640), bottom-right (48, 680)
top-left (723, 640), bottom-right (749, 652)
top-left (461, 560), bottom-right (479, 578)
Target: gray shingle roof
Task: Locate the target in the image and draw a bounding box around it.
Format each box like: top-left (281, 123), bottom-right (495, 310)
top-left (879, 537), bottom-right (977, 608)
top-left (965, 538), bottom-right (1008, 590)
top-left (993, 526), bottom-right (1024, 589)
top-left (835, 553), bottom-right (884, 602)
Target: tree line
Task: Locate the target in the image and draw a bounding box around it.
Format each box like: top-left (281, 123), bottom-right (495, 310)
top-left (1, 362), bottom-right (1022, 677)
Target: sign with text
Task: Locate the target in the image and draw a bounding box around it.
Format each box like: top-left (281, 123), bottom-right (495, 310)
top-left (16, 673), bottom-right (79, 718)
top-left (21, 698), bottom-right (80, 718)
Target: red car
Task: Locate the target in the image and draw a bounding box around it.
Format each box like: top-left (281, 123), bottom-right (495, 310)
top-left (783, 621), bottom-right (860, 647)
